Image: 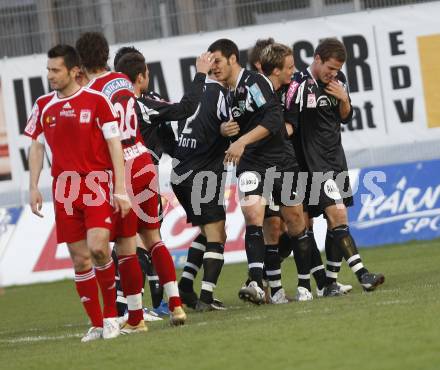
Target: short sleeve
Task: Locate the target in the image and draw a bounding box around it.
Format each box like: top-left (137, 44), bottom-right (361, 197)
top-left (95, 94), bottom-right (120, 139)
top-left (24, 102), bottom-right (44, 142)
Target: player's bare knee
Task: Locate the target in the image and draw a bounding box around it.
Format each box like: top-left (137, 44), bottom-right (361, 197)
top-left (139, 228), bottom-right (161, 251)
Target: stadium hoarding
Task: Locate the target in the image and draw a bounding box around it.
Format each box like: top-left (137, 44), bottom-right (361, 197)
top-left (349, 159), bottom-right (440, 247)
top-left (0, 159), bottom-right (439, 287)
top-left (0, 2), bottom-right (439, 197)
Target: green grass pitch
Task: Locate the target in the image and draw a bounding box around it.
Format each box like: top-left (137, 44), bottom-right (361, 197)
top-left (0, 239), bottom-right (439, 370)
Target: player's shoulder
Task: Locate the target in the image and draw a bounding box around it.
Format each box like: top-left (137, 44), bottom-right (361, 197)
top-left (81, 87), bottom-right (114, 105)
top-left (34, 91), bottom-right (56, 107)
top-left (205, 78), bottom-right (227, 93)
top-left (293, 70), bottom-right (308, 83)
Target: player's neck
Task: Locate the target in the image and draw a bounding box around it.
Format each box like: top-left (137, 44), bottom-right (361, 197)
top-left (58, 82), bottom-right (81, 98)
top-left (228, 66), bottom-right (243, 90)
top-left (309, 63), bottom-right (319, 83)
top-left (85, 68), bottom-right (109, 81)
top-left (268, 75), bottom-right (280, 91)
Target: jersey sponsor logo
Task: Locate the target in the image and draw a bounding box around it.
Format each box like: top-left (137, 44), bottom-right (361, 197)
top-left (238, 172), bottom-right (260, 193)
top-left (324, 179), bottom-right (342, 200)
top-left (79, 109), bottom-right (92, 124)
top-left (24, 104), bottom-right (39, 135)
top-left (102, 78), bottom-right (134, 100)
top-left (307, 93), bottom-right (317, 108)
top-left (60, 107), bottom-right (76, 118)
top-left (123, 142), bottom-right (148, 161)
top-left (249, 83), bottom-right (266, 108)
top-left (285, 81), bottom-right (299, 109)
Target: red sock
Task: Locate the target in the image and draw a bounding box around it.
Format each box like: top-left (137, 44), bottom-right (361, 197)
top-left (118, 254), bottom-right (143, 325)
top-left (151, 241), bottom-right (181, 310)
top-left (94, 259), bottom-right (118, 318)
top-left (74, 268), bottom-right (103, 327)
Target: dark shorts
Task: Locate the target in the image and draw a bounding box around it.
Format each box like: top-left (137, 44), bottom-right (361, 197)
top-left (237, 166), bottom-right (305, 208)
top-left (172, 177), bottom-right (226, 226)
top-left (304, 171), bottom-right (354, 218)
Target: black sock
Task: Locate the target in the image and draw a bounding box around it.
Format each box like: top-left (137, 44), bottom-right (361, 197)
top-left (245, 225), bottom-right (265, 288)
top-left (324, 230), bottom-right (342, 285)
top-left (332, 225), bottom-right (368, 281)
top-left (200, 242), bottom-right (224, 303)
top-left (111, 247), bottom-right (127, 316)
top-left (137, 247), bottom-right (163, 309)
top-left (278, 232), bottom-right (293, 260)
top-left (291, 230), bottom-right (312, 291)
top-left (179, 234), bottom-right (206, 292)
top-left (307, 230), bottom-right (326, 290)
top-left (264, 244), bottom-right (282, 296)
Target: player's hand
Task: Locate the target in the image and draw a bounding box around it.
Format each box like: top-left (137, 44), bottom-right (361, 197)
top-left (220, 120), bottom-right (240, 137)
top-left (224, 140), bottom-right (245, 166)
top-left (30, 188), bottom-right (44, 218)
top-left (114, 192), bottom-right (132, 218)
top-left (196, 52), bottom-right (215, 75)
top-left (324, 80), bottom-right (349, 102)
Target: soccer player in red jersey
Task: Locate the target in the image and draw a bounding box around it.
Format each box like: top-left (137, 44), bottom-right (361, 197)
top-left (76, 32), bottom-right (189, 326)
top-left (25, 45), bottom-right (130, 342)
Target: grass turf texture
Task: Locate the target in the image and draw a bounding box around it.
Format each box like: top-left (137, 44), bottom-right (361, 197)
top-left (0, 240), bottom-right (439, 370)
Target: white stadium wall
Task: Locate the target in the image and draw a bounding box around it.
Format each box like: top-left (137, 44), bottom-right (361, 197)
top-left (0, 3), bottom-right (439, 286)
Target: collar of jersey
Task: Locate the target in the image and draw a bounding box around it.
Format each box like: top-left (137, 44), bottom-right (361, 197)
top-left (306, 67), bottom-right (319, 87)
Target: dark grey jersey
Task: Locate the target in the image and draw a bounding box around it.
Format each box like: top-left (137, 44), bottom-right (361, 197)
top-left (173, 78), bottom-right (230, 182)
top-left (284, 68), bottom-right (353, 173)
top-left (229, 69), bottom-right (285, 173)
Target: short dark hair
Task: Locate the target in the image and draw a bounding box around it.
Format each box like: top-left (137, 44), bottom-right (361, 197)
top-left (314, 38), bottom-right (347, 63)
top-left (208, 38), bottom-right (239, 62)
top-left (248, 38), bottom-right (275, 71)
top-left (47, 44), bottom-right (80, 70)
top-left (75, 32), bottom-right (109, 72)
top-left (114, 46), bottom-right (142, 70)
top-left (260, 43), bottom-right (293, 76)
top-left (115, 52), bottom-right (146, 83)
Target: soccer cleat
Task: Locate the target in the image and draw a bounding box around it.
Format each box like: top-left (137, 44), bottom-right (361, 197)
top-left (103, 317), bottom-right (120, 339)
top-left (337, 282), bottom-right (353, 294)
top-left (143, 308), bottom-right (163, 322)
top-left (238, 281), bottom-right (266, 305)
top-left (120, 320), bottom-right (148, 335)
top-left (270, 288), bottom-right (290, 304)
top-left (360, 272), bottom-right (385, 292)
top-left (294, 286), bottom-right (313, 301)
top-left (195, 298), bottom-right (227, 312)
top-left (179, 289), bottom-right (198, 309)
top-left (169, 306), bottom-right (187, 326)
top-left (81, 327), bottom-right (103, 342)
top-left (152, 300), bottom-right (170, 317)
top-left (323, 282), bottom-right (346, 297)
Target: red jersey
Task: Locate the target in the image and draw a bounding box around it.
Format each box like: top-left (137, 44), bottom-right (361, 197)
top-left (87, 72), bottom-right (154, 181)
top-left (24, 88), bottom-right (119, 178)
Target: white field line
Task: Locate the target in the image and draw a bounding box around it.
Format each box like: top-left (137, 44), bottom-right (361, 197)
top-left (0, 333), bottom-right (82, 344)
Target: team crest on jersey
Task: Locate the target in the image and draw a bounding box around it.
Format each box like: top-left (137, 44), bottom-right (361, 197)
top-left (102, 78), bottom-right (134, 99)
top-left (45, 115), bottom-right (56, 127)
top-left (79, 109), bottom-right (92, 124)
